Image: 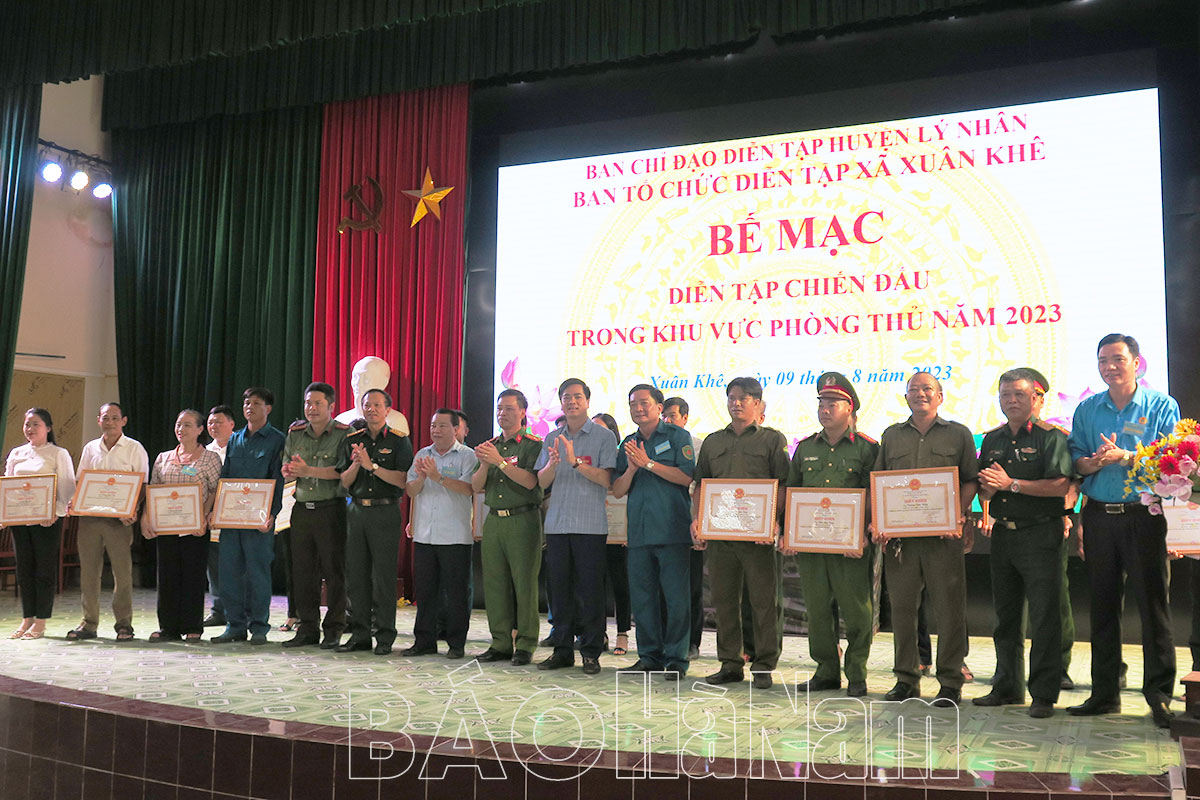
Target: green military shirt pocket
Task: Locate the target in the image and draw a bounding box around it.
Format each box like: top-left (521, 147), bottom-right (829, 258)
top-left (930, 445), bottom-right (960, 466)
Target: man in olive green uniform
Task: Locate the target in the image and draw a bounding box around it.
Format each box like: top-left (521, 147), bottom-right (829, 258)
top-left (877, 371), bottom-right (977, 707)
top-left (281, 382), bottom-right (352, 649)
top-left (974, 368), bottom-right (1072, 717)
top-left (693, 377), bottom-right (790, 690)
top-left (471, 389), bottom-right (543, 666)
top-left (786, 372), bottom-right (879, 697)
top-left (336, 388), bottom-right (414, 655)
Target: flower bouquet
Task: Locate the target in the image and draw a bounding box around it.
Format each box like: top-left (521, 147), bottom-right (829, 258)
top-left (1127, 418), bottom-right (1200, 515)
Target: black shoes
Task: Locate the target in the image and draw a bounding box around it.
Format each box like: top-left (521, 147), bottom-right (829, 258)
top-left (401, 645), bottom-right (437, 657)
top-left (705, 668), bottom-right (745, 686)
top-left (538, 654), bottom-right (574, 671)
top-left (320, 633), bottom-right (341, 650)
top-left (249, 633), bottom-right (268, 646)
top-left (751, 672), bottom-right (773, 690)
top-left (1150, 700), bottom-right (1174, 729)
top-left (1067, 696), bottom-right (1121, 716)
top-left (581, 657), bottom-right (601, 675)
top-left (446, 647), bottom-right (465, 659)
top-left (847, 682), bottom-right (868, 698)
top-left (622, 660), bottom-right (661, 672)
top-left (374, 643), bottom-right (392, 655)
top-left (538, 636), bottom-right (555, 647)
top-left (475, 648), bottom-right (512, 662)
top-left (1060, 671), bottom-right (1075, 691)
top-left (797, 677), bottom-right (841, 692)
top-left (931, 687), bottom-right (961, 708)
top-left (336, 639), bottom-right (372, 653)
top-left (211, 629), bottom-right (247, 644)
top-left (282, 633), bottom-right (319, 649)
top-left (202, 613), bottom-right (226, 628)
top-left (511, 649), bottom-right (532, 666)
top-left (884, 682), bottom-right (919, 701)
top-left (972, 691), bottom-right (1022, 707)
top-left (1029, 699), bottom-right (1055, 718)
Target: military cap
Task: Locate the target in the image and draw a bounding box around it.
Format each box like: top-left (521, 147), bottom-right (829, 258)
top-left (817, 371), bottom-right (860, 412)
top-left (1018, 367), bottom-right (1050, 396)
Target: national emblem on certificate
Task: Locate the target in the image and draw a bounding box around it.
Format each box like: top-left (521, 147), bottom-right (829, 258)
top-left (870, 467), bottom-right (960, 538)
top-left (0, 474), bottom-right (57, 525)
top-left (696, 478), bottom-right (778, 543)
top-left (1164, 500), bottom-right (1200, 555)
top-left (145, 483), bottom-right (203, 534)
top-left (784, 487), bottom-right (865, 554)
top-left (70, 470), bottom-right (145, 518)
top-left (211, 479), bottom-right (276, 529)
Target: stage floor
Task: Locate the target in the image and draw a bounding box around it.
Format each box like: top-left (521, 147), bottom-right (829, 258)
top-left (0, 589), bottom-right (1180, 781)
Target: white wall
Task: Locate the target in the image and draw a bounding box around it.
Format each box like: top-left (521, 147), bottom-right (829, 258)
top-left (13, 77), bottom-right (119, 432)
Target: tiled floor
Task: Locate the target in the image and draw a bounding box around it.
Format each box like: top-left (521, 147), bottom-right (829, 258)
top-left (0, 589), bottom-right (1180, 779)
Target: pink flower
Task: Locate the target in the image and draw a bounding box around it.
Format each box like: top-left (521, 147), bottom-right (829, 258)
top-left (501, 358), bottom-right (519, 389)
top-left (1154, 474), bottom-right (1193, 500)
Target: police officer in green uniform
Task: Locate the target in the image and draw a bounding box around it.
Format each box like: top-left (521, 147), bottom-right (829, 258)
top-left (973, 368), bottom-right (1073, 717)
top-left (281, 382), bottom-right (351, 649)
top-left (336, 388), bottom-right (414, 655)
top-left (471, 389), bottom-right (543, 666)
top-left (785, 372), bottom-right (879, 697)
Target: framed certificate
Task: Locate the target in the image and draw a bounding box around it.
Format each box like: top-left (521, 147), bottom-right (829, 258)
top-left (606, 494), bottom-right (628, 545)
top-left (1164, 500), bottom-right (1200, 555)
top-left (784, 487), bottom-right (866, 554)
top-left (145, 483), bottom-right (203, 534)
top-left (696, 478), bottom-right (778, 543)
top-left (70, 470), bottom-right (144, 518)
top-left (0, 474), bottom-right (57, 525)
top-left (870, 467), bottom-right (961, 538)
top-left (273, 482), bottom-right (297, 533)
top-left (211, 479), bottom-right (276, 529)
top-left (472, 493), bottom-right (487, 542)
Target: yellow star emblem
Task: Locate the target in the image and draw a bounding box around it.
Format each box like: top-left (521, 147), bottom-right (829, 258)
top-left (401, 168), bottom-right (455, 227)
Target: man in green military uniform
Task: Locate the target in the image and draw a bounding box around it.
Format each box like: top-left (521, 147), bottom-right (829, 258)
top-left (471, 389), bottom-right (543, 666)
top-left (336, 388), bottom-right (414, 655)
top-left (785, 372), bottom-right (879, 697)
top-left (693, 377), bottom-right (791, 690)
top-left (281, 381), bottom-right (352, 649)
top-left (974, 368), bottom-right (1073, 717)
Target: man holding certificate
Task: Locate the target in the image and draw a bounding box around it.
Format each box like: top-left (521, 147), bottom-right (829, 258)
top-left (874, 372), bottom-right (978, 707)
top-left (692, 377), bottom-right (790, 690)
top-left (68, 402), bottom-right (150, 642)
top-left (974, 368), bottom-right (1073, 718)
top-left (785, 372), bottom-right (879, 697)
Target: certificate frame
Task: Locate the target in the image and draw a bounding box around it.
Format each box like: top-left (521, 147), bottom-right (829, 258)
top-left (605, 494), bottom-right (628, 545)
top-left (784, 487), bottom-right (866, 554)
top-left (0, 473), bottom-right (57, 525)
top-left (273, 482), bottom-right (297, 533)
top-left (1164, 500), bottom-right (1200, 555)
top-left (696, 478), bottom-right (778, 543)
top-left (870, 467), bottom-right (961, 538)
top-left (211, 479), bottom-right (276, 529)
top-left (145, 483), bottom-right (203, 534)
top-left (70, 469), bottom-right (144, 518)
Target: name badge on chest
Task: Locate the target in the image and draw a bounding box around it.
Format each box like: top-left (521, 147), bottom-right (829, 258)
top-left (1122, 420), bottom-right (1147, 437)
top-left (653, 441), bottom-right (671, 455)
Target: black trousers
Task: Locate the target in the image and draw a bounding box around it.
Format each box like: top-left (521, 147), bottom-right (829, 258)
top-left (606, 543), bottom-right (631, 632)
top-left (290, 502), bottom-right (347, 638)
top-left (546, 534), bottom-right (607, 660)
top-left (156, 534), bottom-right (209, 635)
top-left (1082, 502), bottom-right (1174, 703)
top-left (413, 543), bottom-right (472, 650)
top-left (689, 547), bottom-right (704, 648)
top-left (1189, 557), bottom-right (1200, 671)
top-left (12, 522), bottom-right (60, 619)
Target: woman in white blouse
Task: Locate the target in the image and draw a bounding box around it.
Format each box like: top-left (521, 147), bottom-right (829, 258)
top-left (2, 408), bottom-right (76, 639)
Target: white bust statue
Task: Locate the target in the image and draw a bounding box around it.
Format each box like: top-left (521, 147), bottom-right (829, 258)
top-left (334, 356), bottom-right (410, 436)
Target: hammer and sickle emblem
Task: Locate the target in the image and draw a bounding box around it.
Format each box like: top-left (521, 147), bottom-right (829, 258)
top-left (337, 176), bottom-right (385, 234)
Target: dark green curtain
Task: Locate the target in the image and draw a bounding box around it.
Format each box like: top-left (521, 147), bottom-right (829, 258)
top-left (110, 105), bottom-right (320, 455)
top-left (0, 83), bottom-right (42, 444)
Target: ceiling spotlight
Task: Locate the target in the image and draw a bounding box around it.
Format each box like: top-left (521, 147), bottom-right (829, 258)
top-left (69, 170), bottom-right (89, 191)
top-left (92, 182), bottom-right (112, 199)
top-left (40, 161), bottom-right (62, 182)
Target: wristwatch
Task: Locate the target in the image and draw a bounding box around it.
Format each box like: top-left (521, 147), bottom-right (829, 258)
top-left (644, 460), bottom-right (656, 471)
top-left (1121, 450), bottom-right (1134, 467)
top-left (572, 457), bottom-right (584, 469)
top-left (497, 459), bottom-right (508, 470)
top-left (1010, 479), bottom-right (1021, 494)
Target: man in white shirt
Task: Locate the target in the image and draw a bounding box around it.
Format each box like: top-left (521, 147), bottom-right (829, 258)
top-left (67, 402), bottom-right (150, 641)
top-left (203, 405), bottom-right (235, 627)
top-left (403, 409), bottom-right (479, 659)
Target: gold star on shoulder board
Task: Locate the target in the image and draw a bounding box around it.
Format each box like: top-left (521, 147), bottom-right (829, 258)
top-left (402, 167), bottom-right (455, 227)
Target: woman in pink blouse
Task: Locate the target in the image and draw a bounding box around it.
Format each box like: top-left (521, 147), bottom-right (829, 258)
top-left (2, 408), bottom-right (76, 639)
top-left (142, 409), bottom-right (221, 641)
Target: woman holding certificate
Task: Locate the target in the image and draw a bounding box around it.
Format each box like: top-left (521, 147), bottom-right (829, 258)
top-left (142, 410), bottom-right (221, 641)
top-left (1, 408), bottom-right (75, 639)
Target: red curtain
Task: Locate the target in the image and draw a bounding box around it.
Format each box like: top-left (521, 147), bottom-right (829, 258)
top-left (314, 85), bottom-right (469, 597)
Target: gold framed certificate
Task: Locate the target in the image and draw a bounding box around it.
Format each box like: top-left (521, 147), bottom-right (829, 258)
top-left (870, 467), bottom-right (961, 538)
top-left (1164, 500), bottom-right (1200, 555)
top-left (606, 493), bottom-right (628, 545)
top-left (273, 482), bottom-right (297, 533)
top-left (696, 478), bottom-right (778, 543)
top-left (145, 483), bottom-right (203, 534)
top-left (211, 479), bottom-right (276, 529)
top-left (784, 487), bottom-right (865, 554)
top-left (0, 474), bottom-right (57, 525)
top-left (70, 470), bottom-right (144, 518)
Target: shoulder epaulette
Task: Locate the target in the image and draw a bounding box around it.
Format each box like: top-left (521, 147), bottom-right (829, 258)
top-left (856, 432), bottom-right (878, 444)
top-left (332, 421), bottom-right (351, 430)
top-left (288, 420), bottom-right (307, 432)
top-left (388, 427), bottom-right (407, 437)
top-left (524, 433), bottom-right (542, 443)
top-left (800, 431), bottom-right (820, 442)
top-left (984, 423), bottom-right (1006, 435)
top-left (346, 428), bottom-right (366, 438)
top-left (1034, 419), bottom-right (1068, 435)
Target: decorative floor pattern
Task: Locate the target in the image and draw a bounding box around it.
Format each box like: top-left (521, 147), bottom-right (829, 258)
top-left (0, 589), bottom-right (1180, 779)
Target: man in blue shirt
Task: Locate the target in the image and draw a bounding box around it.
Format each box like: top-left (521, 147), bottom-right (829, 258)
top-left (613, 384), bottom-right (696, 677)
top-left (536, 379), bottom-right (617, 674)
top-left (212, 387), bottom-right (286, 645)
top-left (1066, 333), bottom-right (1179, 728)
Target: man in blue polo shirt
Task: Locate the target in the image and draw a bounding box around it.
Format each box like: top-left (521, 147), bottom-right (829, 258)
top-left (536, 378), bottom-right (617, 675)
top-left (1066, 333), bottom-right (1179, 729)
top-left (613, 383), bottom-right (696, 677)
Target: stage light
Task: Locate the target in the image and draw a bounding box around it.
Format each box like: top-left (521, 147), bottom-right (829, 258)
top-left (37, 140), bottom-right (113, 201)
top-left (92, 182), bottom-right (112, 199)
top-left (40, 161), bottom-right (62, 182)
top-left (69, 170), bottom-right (89, 191)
